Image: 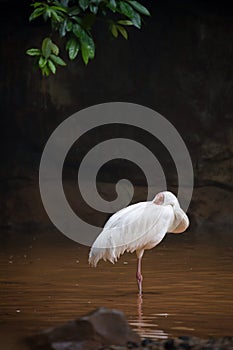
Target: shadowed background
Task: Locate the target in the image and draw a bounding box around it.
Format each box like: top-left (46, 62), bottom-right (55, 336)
top-left (1, 0), bottom-right (233, 232)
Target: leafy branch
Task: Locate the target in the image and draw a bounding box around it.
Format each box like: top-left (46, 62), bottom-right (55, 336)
top-left (26, 0), bottom-right (150, 76)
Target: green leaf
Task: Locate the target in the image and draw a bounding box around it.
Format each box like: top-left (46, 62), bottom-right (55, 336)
top-left (59, 19), bottom-right (67, 37)
top-left (130, 11), bottom-right (141, 28)
top-left (28, 0), bottom-right (149, 74)
top-left (48, 59), bottom-right (56, 74)
top-left (84, 35), bottom-right (95, 59)
top-left (42, 10), bottom-right (49, 21)
top-left (41, 37), bottom-right (52, 59)
top-left (108, 0), bottom-right (117, 11)
top-left (89, 4), bottom-right (98, 14)
top-left (116, 25), bottom-right (128, 39)
top-left (81, 44), bottom-right (89, 65)
top-left (66, 19), bottom-right (73, 31)
top-left (50, 5), bottom-right (67, 13)
top-left (50, 9), bottom-right (63, 22)
top-left (118, 2), bottom-right (135, 18)
top-left (118, 1), bottom-right (141, 28)
top-left (73, 23), bottom-right (86, 40)
top-left (31, 2), bottom-right (44, 8)
top-left (111, 24), bottom-right (118, 38)
top-left (117, 19), bottom-right (133, 25)
top-left (29, 7), bottom-right (44, 21)
top-left (41, 64), bottom-right (50, 77)
top-left (39, 56), bottom-right (47, 68)
top-left (51, 42), bottom-right (59, 55)
top-left (72, 16), bottom-right (82, 25)
top-left (126, 0), bottom-right (150, 16)
top-left (73, 24), bottom-right (95, 61)
top-left (45, 8), bottom-right (52, 18)
top-left (68, 7), bottom-right (81, 16)
top-left (26, 48), bottom-right (41, 56)
top-left (66, 37), bottom-right (80, 60)
top-left (50, 54), bottom-right (67, 66)
top-left (79, 0), bottom-right (89, 10)
top-left (81, 35), bottom-right (95, 64)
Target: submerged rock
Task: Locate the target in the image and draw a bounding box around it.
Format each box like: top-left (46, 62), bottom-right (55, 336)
top-left (26, 307), bottom-right (140, 350)
top-left (81, 308), bottom-right (140, 346)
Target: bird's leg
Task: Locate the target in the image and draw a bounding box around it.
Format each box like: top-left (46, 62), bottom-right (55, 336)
top-left (136, 251), bottom-right (144, 295)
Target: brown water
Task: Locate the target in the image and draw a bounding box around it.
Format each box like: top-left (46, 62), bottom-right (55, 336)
top-left (0, 231), bottom-right (233, 349)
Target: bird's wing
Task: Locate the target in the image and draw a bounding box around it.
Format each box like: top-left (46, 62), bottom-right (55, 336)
top-left (89, 201), bottom-right (174, 266)
top-left (104, 201), bottom-right (150, 229)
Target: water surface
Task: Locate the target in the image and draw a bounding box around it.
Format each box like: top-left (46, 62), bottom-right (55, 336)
top-left (0, 231), bottom-right (233, 349)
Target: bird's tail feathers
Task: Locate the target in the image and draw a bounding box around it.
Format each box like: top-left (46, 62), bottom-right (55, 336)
top-left (88, 246), bottom-right (117, 267)
top-left (88, 229), bottom-right (117, 266)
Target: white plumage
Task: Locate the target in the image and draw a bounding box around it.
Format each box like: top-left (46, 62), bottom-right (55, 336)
top-left (89, 191), bottom-right (189, 294)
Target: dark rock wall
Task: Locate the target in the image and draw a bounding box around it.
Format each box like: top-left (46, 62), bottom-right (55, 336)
top-left (1, 0), bottom-right (233, 231)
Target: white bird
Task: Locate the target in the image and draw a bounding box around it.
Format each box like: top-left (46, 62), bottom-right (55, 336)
top-left (89, 191), bottom-right (189, 295)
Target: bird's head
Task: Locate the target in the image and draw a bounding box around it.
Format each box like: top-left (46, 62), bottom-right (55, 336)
top-left (153, 191), bottom-right (179, 207)
top-left (153, 192), bottom-right (164, 205)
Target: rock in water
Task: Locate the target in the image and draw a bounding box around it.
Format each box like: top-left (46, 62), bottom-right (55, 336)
top-left (82, 307), bottom-right (140, 346)
top-left (26, 307), bottom-right (140, 350)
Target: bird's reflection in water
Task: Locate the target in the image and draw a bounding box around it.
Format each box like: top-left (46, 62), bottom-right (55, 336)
top-left (133, 295), bottom-right (169, 339)
top-left (137, 295), bottom-right (143, 331)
